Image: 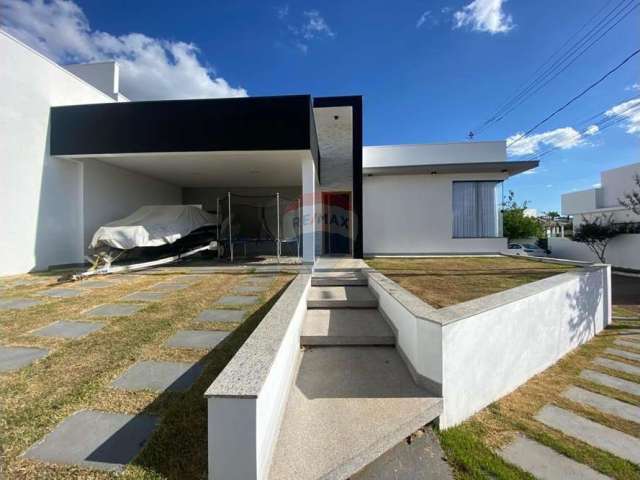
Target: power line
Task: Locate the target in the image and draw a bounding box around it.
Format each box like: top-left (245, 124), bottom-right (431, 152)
top-left (506, 47), bottom-right (640, 149)
top-left (471, 0), bottom-right (639, 136)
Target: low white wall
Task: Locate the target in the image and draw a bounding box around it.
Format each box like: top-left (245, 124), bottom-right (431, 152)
top-left (363, 172), bottom-right (507, 254)
top-left (366, 265), bottom-right (611, 429)
top-left (206, 274), bottom-right (311, 480)
top-left (0, 31), bottom-right (117, 275)
top-left (549, 236), bottom-right (640, 271)
top-left (439, 266), bottom-right (610, 427)
top-left (82, 160), bottom-right (182, 252)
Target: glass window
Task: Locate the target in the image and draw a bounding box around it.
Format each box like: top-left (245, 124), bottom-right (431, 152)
top-left (452, 181), bottom-right (502, 238)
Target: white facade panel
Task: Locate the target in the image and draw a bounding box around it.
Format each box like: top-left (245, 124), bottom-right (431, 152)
top-left (363, 141), bottom-right (506, 169)
top-left (363, 172), bottom-right (508, 254)
top-left (0, 31), bottom-right (116, 275)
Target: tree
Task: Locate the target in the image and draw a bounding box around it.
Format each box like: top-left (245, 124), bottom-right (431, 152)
top-left (546, 210), bottom-right (560, 219)
top-left (618, 173), bottom-right (640, 215)
top-left (572, 214), bottom-right (621, 263)
top-left (502, 190), bottom-right (544, 240)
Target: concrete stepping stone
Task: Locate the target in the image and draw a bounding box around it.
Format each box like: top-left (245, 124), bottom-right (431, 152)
top-left (0, 346), bottom-right (48, 372)
top-left (148, 283), bottom-right (189, 292)
top-left (594, 357), bottom-right (640, 376)
top-left (35, 288), bottom-right (85, 298)
top-left (85, 304), bottom-right (144, 317)
top-left (606, 348), bottom-right (640, 362)
top-left (195, 309), bottom-right (245, 323)
top-left (307, 286), bottom-right (378, 309)
top-left (111, 360), bottom-right (203, 392)
top-left (498, 435), bottom-right (610, 480)
top-left (615, 339), bottom-right (640, 350)
top-left (535, 405), bottom-right (640, 464)
top-left (562, 386), bottom-right (640, 424)
top-left (580, 369), bottom-right (640, 396)
top-left (165, 330), bottom-right (229, 349)
top-left (0, 298), bottom-right (43, 311)
top-left (121, 291), bottom-right (167, 302)
top-left (23, 410), bottom-right (158, 472)
top-left (217, 295), bottom-right (259, 306)
top-left (234, 285), bottom-right (267, 294)
top-left (78, 280), bottom-right (114, 288)
top-left (32, 321), bottom-right (104, 339)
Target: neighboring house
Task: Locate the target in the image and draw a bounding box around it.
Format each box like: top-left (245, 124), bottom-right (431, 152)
top-left (549, 162), bottom-right (640, 269)
top-left (0, 30), bottom-right (538, 276)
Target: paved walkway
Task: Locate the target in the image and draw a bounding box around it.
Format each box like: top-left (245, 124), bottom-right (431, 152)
top-left (499, 322), bottom-right (640, 478)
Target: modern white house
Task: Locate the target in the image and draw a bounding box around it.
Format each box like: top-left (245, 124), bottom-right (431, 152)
top-left (0, 30), bottom-right (538, 276)
top-left (550, 162), bottom-right (640, 270)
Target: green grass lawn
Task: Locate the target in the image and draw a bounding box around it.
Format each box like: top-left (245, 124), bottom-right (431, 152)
top-left (366, 256), bottom-right (574, 308)
top-left (0, 271), bottom-right (293, 479)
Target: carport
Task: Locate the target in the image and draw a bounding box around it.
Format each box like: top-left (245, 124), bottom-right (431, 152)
top-left (49, 95), bottom-right (321, 264)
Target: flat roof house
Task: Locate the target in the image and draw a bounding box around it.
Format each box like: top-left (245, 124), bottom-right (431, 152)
top-left (1, 30), bottom-right (537, 276)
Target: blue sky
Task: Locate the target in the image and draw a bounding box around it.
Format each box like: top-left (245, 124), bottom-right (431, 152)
top-left (2, 0), bottom-right (639, 212)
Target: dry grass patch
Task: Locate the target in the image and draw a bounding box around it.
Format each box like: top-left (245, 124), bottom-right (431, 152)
top-left (437, 318), bottom-right (640, 480)
top-left (366, 256), bottom-right (574, 308)
top-left (0, 270), bottom-right (294, 479)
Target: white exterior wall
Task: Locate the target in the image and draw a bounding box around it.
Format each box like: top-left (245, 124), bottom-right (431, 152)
top-left (363, 141), bottom-right (506, 168)
top-left (82, 160), bottom-right (182, 251)
top-left (0, 31), bottom-right (117, 275)
top-left (64, 62), bottom-right (120, 99)
top-left (363, 173), bottom-right (508, 254)
top-left (440, 267), bottom-right (610, 427)
top-left (549, 235), bottom-right (640, 270)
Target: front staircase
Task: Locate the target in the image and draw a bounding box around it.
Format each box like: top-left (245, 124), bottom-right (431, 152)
top-left (268, 267), bottom-right (443, 480)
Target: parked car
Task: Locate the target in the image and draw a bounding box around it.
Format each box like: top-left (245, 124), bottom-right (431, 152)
top-left (507, 243), bottom-right (548, 257)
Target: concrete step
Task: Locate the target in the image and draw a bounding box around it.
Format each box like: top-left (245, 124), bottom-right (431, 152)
top-left (268, 347), bottom-right (442, 480)
top-left (311, 272), bottom-right (367, 287)
top-left (307, 286), bottom-right (377, 309)
top-left (301, 309), bottom-right (395, 346)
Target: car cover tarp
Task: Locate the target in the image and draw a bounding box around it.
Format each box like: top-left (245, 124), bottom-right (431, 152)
top-left (90, 205), bottom-right (216, 250)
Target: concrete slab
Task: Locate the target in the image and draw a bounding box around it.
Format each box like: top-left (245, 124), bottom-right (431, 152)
top-left (32, 321), bottom-right (104, 339)
top-left (217, 295), bottom-right (259, 306)
top-left (352, 428), bottom-right (453, 480)
top-left (307, 286), bottom-right (378, 309)
top-left (615, 339), bottom-right (640, 351)
top-left (234, 285), bottom-right (268, 294)
top-left (268, 346), bottom-right (442, 480)
top-left (0, 346), bottom-right (49, 372)
top-left (562, 386), bottom-right (640, 424)
top-left (301, 309), bottom-right (394, 346)
top-left (594, 357), bottom-right (640, 376)
top-left (85, 304), bottom-right (145, 317)
top-left (36, 288), bottom-right (85, 298)
top-left (195, 309), bottom-right (245, 323)
top-left (121, 291), bottom-right (167, 302)
top-left (580, 369), bottom-right (640, 396)
top-left (606, 348), bottom-right (640, 362)
top-left (78, 280), bottom-right (114, 289)
top-left (311, 272), bottom-right (367, 287)
top-left (23, 410), bottom-right (158, 472)
top-left (498, 435), bottom-right (609, 480)
top-left (0, 298), bottom-right (43, 311)
top-left (535, 405), bottom-right (640, 464)
top-left (165, 330), bottom-right (229, 349)
top-left (111, 360), bottom-right (203, 392)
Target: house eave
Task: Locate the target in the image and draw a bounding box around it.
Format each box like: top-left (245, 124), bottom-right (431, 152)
top-left (363, 160), bottom-right (539, 177)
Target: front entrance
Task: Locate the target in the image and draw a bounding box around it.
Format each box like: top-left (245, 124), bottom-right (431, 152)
top-left (322, 192), bottom-right (351, 255)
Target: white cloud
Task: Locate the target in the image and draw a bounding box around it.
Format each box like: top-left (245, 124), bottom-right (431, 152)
top-left (416, 11), bottom-right (432, 28)
top-left (605, 98), bottom-right (640, 135)
top-left (522, 168), bottom-right (538, 175)
top-left (0, 0), bottom-right (247, 100)
top-left (625, 83), bottom-right (640, 91)
top-left (507, 127), bottom-right (585, 156)
top-left (584, 124), bottom-right (599, 136)
top-left (592, 183), bottom-right (602, 188)
top-left (278, 8), bottom-right (334, 53)
top-left (453, 0), bottom-right (514, 34)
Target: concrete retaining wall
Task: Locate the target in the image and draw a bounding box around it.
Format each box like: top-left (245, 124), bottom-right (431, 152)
top-left (205, 274), bottom-right (311, 480)
top-left (365, 264), bottom-right (611, 428)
